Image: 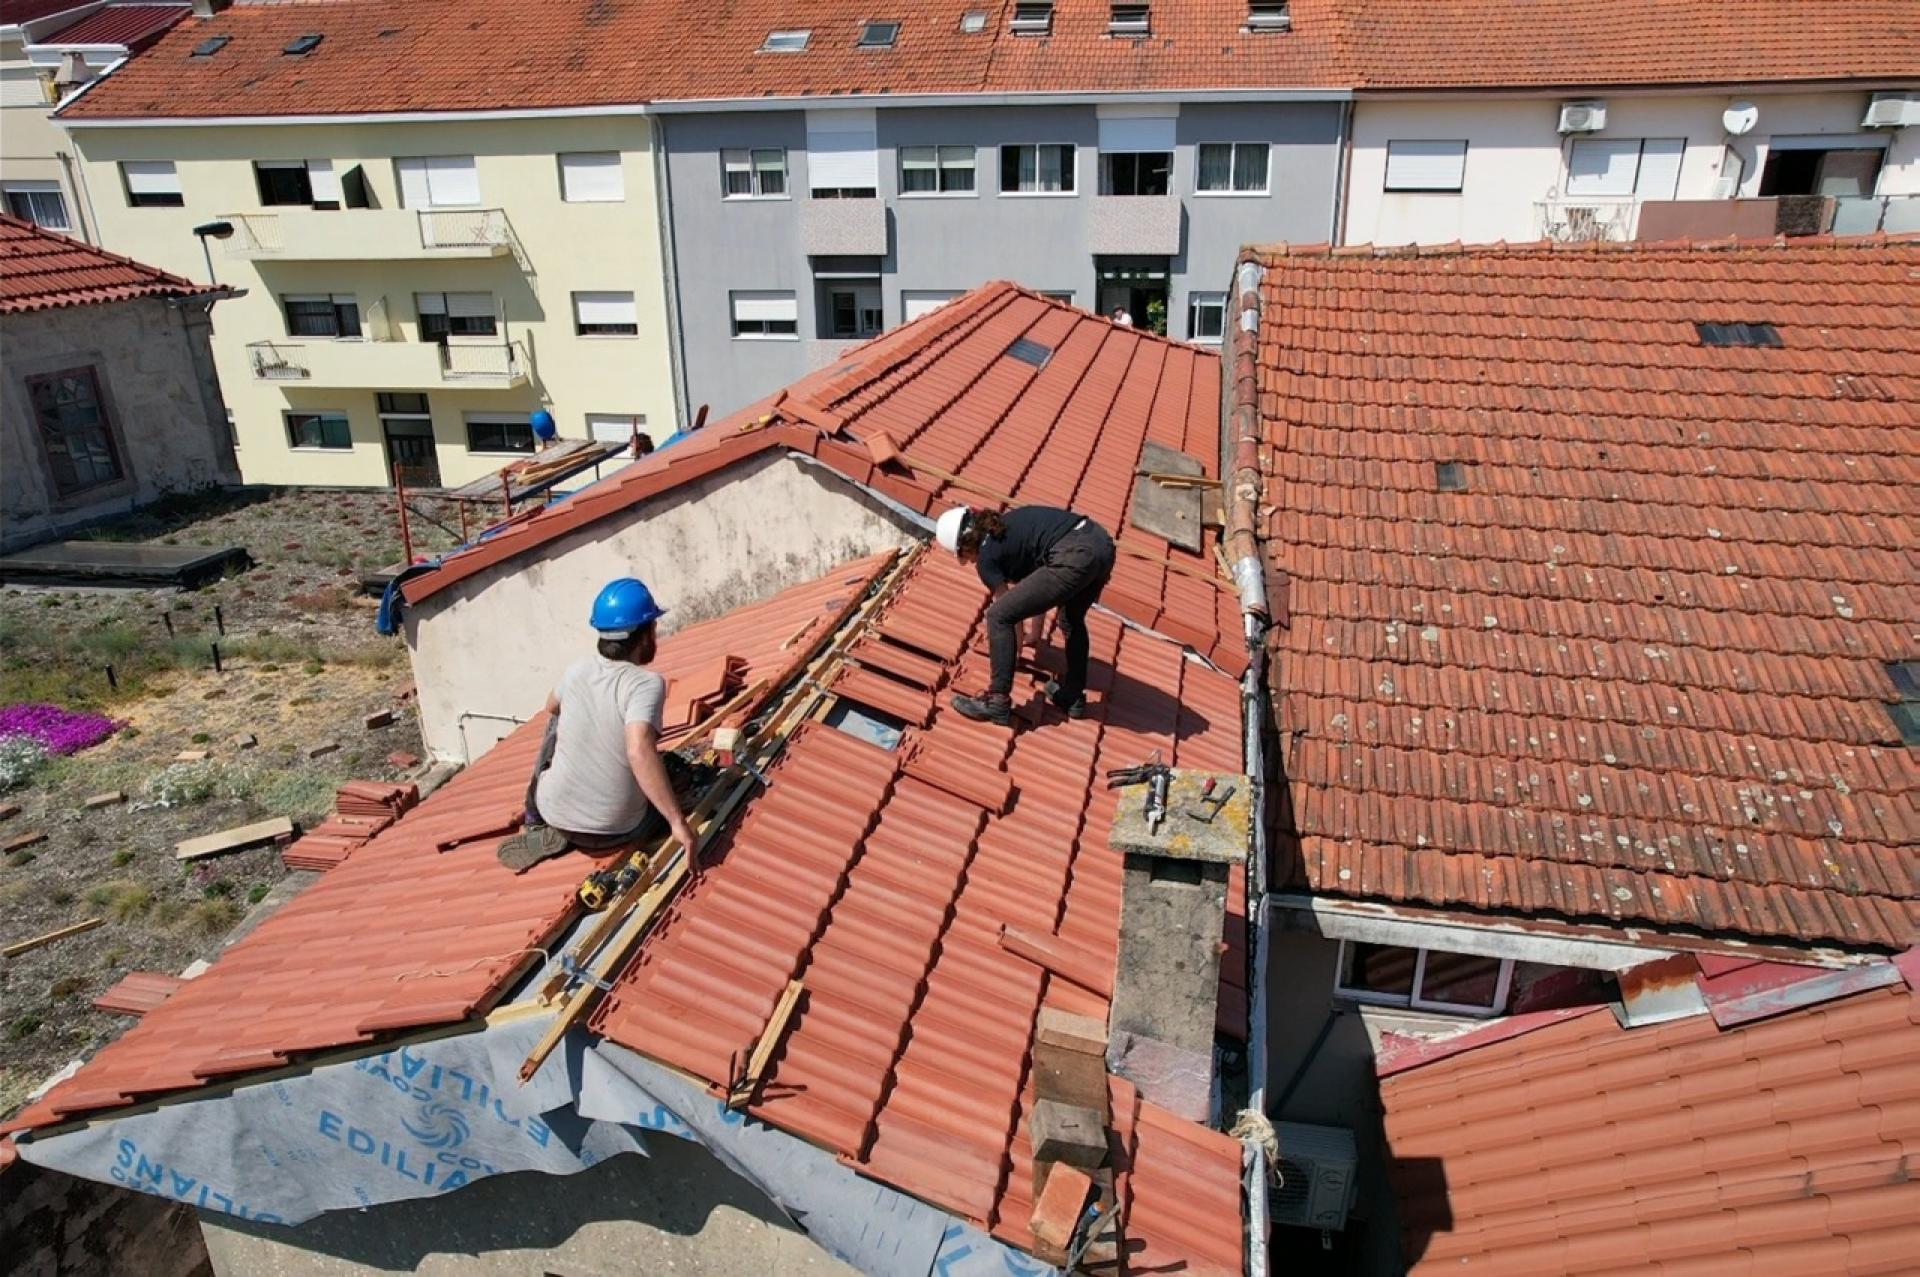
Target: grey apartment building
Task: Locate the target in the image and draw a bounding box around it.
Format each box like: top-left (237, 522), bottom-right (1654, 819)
top-left (657, 96), bottom-right (1343, 414)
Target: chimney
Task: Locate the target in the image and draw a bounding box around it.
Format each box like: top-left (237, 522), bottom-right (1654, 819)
top-left (190, 0), bottom-right (231, 19)
top-left (1102, 767), bottom-right (1249, 1121)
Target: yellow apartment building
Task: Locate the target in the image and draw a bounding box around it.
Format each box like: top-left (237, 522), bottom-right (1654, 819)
top-left (60, 114), bottom-right (678, 488)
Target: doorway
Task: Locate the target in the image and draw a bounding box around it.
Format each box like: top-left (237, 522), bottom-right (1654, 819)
top-left (1096, 257), bottom-right (1170, 334)
top-left (378, 392), bottom-right (440, 488)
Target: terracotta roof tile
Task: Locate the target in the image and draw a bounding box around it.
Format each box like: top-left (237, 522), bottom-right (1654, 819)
top-left (1246, 237), bottom-right (1920, 950)
top-left (0, 213), bottom-right (215, 313)
top-left (1381, 982), bottom-right (1920, 1274)
top-left (32, 3), bottom-right (186, 49)
top-left (404, 283), bottom-right (1245, 670)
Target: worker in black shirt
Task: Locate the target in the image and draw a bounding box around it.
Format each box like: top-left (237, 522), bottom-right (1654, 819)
top-left (935, 504), bottom-right (1116, 726)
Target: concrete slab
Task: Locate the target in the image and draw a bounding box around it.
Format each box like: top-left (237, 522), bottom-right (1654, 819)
top-left (0, 540), bottom-right (249, 590)
top-left (1107, 769), bottom-right (1249, 864)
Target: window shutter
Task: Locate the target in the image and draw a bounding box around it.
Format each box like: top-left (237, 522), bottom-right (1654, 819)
top-left (902, 292), bottom-right (959, 321)
top-left (806, 110), bottom-right (878, 190)
top-left (1097, 115), bottom-right (1176, 153)
top-left (306, 159), bottom-right (342, 203)
top-left (560, 152), bottom-right (624, 202)
top-left (396, 158), bottom-right (431, 209)
top-left (574, 292), bottom-right (638, 325)
top-left (733, 292), bottom-right (798, 323)
top-left (446, 292), bottom-right (495, 319)
top-left (405, 156), bottom-right (480, 208)
top-left (122, 161), bottom-right (180, 196)
top-left (1565, 138), bottom-right (1641, 197)
top-left (1635, 138), bottom-right (1685, 200)
top-left (415, 293), bottom-right (448, 316)
top-left (1384, 141), bottom-right (1467, 191)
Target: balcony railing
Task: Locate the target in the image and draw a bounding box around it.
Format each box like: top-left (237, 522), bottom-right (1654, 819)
top-left (218, 208), bottom-right (524, 263)
top-left (1087, 195), bottom-right (1183, 256)
top-left (439, 339), bottom-right (528, 381)
top-left (800, 198), bottom-right (888, 256)
top-left (246, 340), bottom-right (308, 380)
top-left (1536, 198), bottom-right (1638, 243)
top-left (418, 208), bottom-right (513, 250)
top-left (243, 338), bottom-right (529, 388)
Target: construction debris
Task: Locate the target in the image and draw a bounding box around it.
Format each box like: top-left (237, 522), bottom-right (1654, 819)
top-left (93, 970), bottom-right (188, 1016)
top-left (283, 781), bottom-right (420, 871)
top-left (173, 749), bottom-right (210, 763)
top-left (175, 817), bottom-right (296, 861)
top-left (0, 803), bottom-right (19, 822)
top-left (4, 917), bottom-right (103, 958)
top-left (386, 751), bottom-right (421, 769)
top-left (82, 791), bottom-right (126, 809)
top-left (363, 709), bottom-right (395, 731)
top-left (230, 732), bottom-right (258, 750)
top-left (306, 741), bottom-right (341, 760)
top-left (4, 830), bottom-right (48, 856)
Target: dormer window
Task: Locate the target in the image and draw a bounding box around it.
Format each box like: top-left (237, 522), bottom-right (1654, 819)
top-left (1110, 3), bottom-right (1149, 35)
top-left (762, 29), bottom-right (811, 52)
top-left (1247, 0), bottom-right (1290, 31)
top-left (1010, 1), bottom-right (1053, 35)
top-left (858, 20), bottom-right (899, 47)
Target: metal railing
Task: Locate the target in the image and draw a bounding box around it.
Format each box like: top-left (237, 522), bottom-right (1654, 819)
top-left (438, 339), bottom-right (526, 381)
top-left (222, 212), bottom-right (286, 255)
top-left (1535, 198), bottom-right (1637, 243)
top-left (418, 208), bottom-right (511, 250)
top-left (245, 340), bottom-right (309, 379)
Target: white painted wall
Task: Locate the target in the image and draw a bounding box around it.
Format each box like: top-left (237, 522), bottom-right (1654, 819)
top-left (403, 451), bottom-right (921, 762)
top-left (1345, 89), bottom-right (1920, 246)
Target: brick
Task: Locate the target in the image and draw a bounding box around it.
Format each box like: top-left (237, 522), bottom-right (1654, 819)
top-left (173, 750), bottom-right (210, 763)
top-left (307, 742), bottom-right (341, 760)
top-left (83, 792), bottom-right (125, 810)
top-left (230, 733), bottom-right (258, 751)
top-left (363, 709), bottom-right (394, 731)
top-left (1029, 1161), bottom-right (1094, 1259)
top-left (4, 831), bottom-right (47, 855)
top-left (386, 751), bottom-right (420, 770)
top-left (1030, 1099), bottom-right (1106, 1169)
top-left (0, 804), bottom-right (19, 822)
top-left (1033, 1041), bottom-right (1108, 1112)
top-left (1036, 1007), bottom-right (1108, 1057)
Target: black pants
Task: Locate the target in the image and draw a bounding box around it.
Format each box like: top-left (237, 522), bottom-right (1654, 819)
top-left (985, 523), bottom-right (1115, 699)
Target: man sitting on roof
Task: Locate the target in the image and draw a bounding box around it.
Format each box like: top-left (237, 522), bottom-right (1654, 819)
top-left (498, 577), bottom-right (699, 872)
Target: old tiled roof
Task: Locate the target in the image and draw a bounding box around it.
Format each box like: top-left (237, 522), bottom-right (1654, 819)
top-left (7, 550), bottom-right (1250, 1273)
top-left (4, 558), bottom-right (891, 1133)
top-left (1380, 977), bottom-right (1920, 1274)
top-left (0, 0), bottom-right (90, 28)
top-left (1345, 0), bottom-right (1920, 90)
top-left (1242, 237), bottom-right (1920, 951)
top-left (592, 547), bottom-right (1248, 1271)
top-left (0, 214), bottom-right (214, 313)
top-left (31, 3), bottom-right (186, 50)
top-left (404, 283), bottom-right (1245, 671)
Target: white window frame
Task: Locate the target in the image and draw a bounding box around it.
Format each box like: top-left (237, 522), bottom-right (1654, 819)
top-left (1384, 140), bottom-right (1468, 193)
top-left (899, 145), bottom-right (978, 197)
top-left (730, 290), bottom-right (800, 341)
top-left (395, 155), bottom-right (480, 209)
top-left (1187, 292), bottom-right (1226, 344)
top-left (120, 160), bottom-right (182, 207)
top-left (571, 290), bottom-right (639, 338)
top-left (999, 143), bottom-right (1077, 197)
top-left (463, 411), bottom-right (536, 456)
top-left (721, 147), bottom-right (790, 200)
top-left (1194, 141), bottom-right (1271, 195)
top-left (559, 151), bottom-right (625, 203)
top-left (1332, 940), bottom-right (1513, 1017)
top-left (2, 180), bottom-right (70, 230)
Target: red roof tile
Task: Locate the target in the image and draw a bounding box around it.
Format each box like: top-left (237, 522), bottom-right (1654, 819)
top-left (0, 213), bottom-right (215, 314)
top-left (0, 0), bottom-right (91, 27)
top-left (32, 3), bottom-right (186, 50)
top-left (3, 556), bottom-right (894, 1133)
top-left (404, 283), bottom-right (1245, 671)
top-left (1241, 237), bottom-right (1920, 951)
top-left (1380, 981), bottom-right (1920, 1274)
top-left (591, 547), bottom-right (1247, 1269)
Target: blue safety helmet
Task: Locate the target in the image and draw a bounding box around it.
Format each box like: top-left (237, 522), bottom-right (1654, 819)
top-left (590, 577), bottom-right (665, 638)
top-left (529, 409), bottom-right (558, 441)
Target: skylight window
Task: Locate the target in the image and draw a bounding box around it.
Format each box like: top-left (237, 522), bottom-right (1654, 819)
top-left (1110, 2), bottom-right (1150, 35)
top-left (1887, 661), bottom-right (1920, 746)
top-left (1435, 461), bottom-right (1466, 492)
top-left (190, 35), bottom-right (230, 57)
top-left (1007, 336), bottom-right (1052, 367)
top-left (1010, 1), bottom-right (1054, 35)
top-left (959, 10), bottom-right (988, 32)
top-left (282, 33), bottom-right (323, 56)
top-left (1696, 321), bottom-right (1782, 348)
top-left (762, 29), bottom-right (812, 52)
top-left (858, 20), bottom-right (900, 47)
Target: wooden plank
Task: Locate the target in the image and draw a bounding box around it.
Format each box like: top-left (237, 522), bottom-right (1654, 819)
top-left (4, 917), bottom-right (103, 958)
top-left (728, 979), bottom-right (804, 1107)
top-left (174, 817), bottom-right (295, 861)
top-left (1130, 443), bottom-right (1204, 553)
top-left (3, 831), bottom-right (47, 855)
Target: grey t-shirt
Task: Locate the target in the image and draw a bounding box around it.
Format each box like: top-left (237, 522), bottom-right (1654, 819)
top-left (533, 654), bottom-right (666, 836)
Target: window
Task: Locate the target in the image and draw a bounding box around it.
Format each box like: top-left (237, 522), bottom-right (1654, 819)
top-left (820, 280), bottom-right (883, 339)
top-left (415, 292), bottom-right (497, 342)
top-left (959, 10), bottom-right (988, 32)
top-left (1886, 661), bottom-right (1920, 746)
top-left (190, 34), bottom-right (229, 57)
top-left (1334, 941), bottom-right (1512, 1016)
top-left (1695, 321), bottom-right (1782, 349)
top-left (254, 159), bottom-right (340, 208)
top-left (282, 293), bottom-right (361, 338)
top-left (283, 33), bottom-right (323, 56)
top-left (902, 291), bottom-right (961, 322)
top-left (731, 290), bottom-right (799, 339)
top-left (286, 411), bottom-right (352, 450)
top-left (1001, 144), bottom-right (1075, 193)
top-left (377, 392), bottom-right (430, 416)
top-left (1187, 292), bottom-right (1224, 343)
top-left (395, 155), bottom-right (479, 209)
top-left (1110, 3), bottom-right (1150, 35)
top-left (465, 414), bottom-right (535, 454)
top-left (1041, 290), bottom-right (1075, 304)
top-left (1435, 460), bottom-right (1467, 491)
top-left (1006, 336), bottom-right (1052, 367)
top-left (1384, 140), bottom-right (1467, 192)
top-left (3, 181), bottom-right (70, 230)
top-left (586, 413), bottom-right (646, 445)
top-left (560, 152), bottom-right (624, 203)
top-left (1247, 0), bottom-right (1290, 30)
top-left (1100, 151), bottom-right (1171, 196)
top-left (901, 145), bottom-right (976, 194)
top-left (1197, 142), bottom-right (1270, 193)
top-left (26, 367), bottom-right (122, 494)
top-left (858, 20), bottom-right (899, 47)
top-left (762, 29), bottom-right (810, 52)
top-left (121, 160), bottom-right (182, 207)
top-left (808, 110), bottom-right (879, 198)
top-left (1759, 138), bottom-right (1885, 198)
top-left (572, 291), bottom-right (639, 336)
top-left (1565, 138), bottom-right (1684, 200)
top-left (1010, 1), bottom-right (1053, 34)
top-left (721, 148), bottom-right (788, 198)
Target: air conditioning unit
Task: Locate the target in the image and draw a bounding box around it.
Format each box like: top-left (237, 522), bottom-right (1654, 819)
top-left (1558, 99), bottom-right (1608, 133)
top-left (1862, 91), bottom-right (1920, 128)
top-left (1270, 1122), bottom-right (1359, 1232)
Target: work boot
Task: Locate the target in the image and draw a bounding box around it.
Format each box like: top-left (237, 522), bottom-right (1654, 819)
top-left (497, 822), bottom-right (570, 873)
top-left (1045, 681), bottom-right (1089, 719)
top-left (951, 691), bottom-right (1013, 726)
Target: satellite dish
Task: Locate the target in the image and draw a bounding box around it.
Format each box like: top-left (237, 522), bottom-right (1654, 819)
top-left (1723, 101), bottom-right (1759, 136)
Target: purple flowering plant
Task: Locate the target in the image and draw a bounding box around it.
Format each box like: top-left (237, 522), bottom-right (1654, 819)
top-left (0, 703), bottom-right (122, 756)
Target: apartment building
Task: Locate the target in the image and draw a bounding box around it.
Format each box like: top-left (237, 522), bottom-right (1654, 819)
top-left (1335, 0), bottom-right (1920, 245)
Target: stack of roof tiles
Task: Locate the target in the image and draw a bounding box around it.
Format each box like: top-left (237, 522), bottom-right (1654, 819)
top-left (1240, 238), bottom-right (1920, 952)
top-left (0, 213), bottom-right (213, 314)
top-left (281, 780), bottom-right (420, 871)
top-left (91, 970), bottom-right (187, 1018)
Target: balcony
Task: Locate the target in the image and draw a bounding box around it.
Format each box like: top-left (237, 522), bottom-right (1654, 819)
top-left (1087, 195), bottom-right (1182, 256)
top-left (800, 198), bottom-right (888, 256)
top-left (1535, 197), bottom-right (1638, 243)
top-left (245, 338), bottom-right (530, 388)
top-left (220, 208), bottom-right (520, 261)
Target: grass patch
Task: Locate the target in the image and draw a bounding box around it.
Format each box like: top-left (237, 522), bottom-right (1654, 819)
top-left (0, 881), bottom-right (29, 907)
top-left (49, 976), bottom-right (85, 999)
top-left (111, 850), bottom-right (135, 867)
top-left (85, 879), bottom-right (154, 922)
top-left (100, 944), bottom-right (126, 969)
top-left (6, 849), bottom-right (34, 868)
top-left (8, 1015), bottom-right (41, 1042)
top-left (0, 1068), bottom-right (36, 1121)
top-left (249, 768), bottom-right (340, 820)
top-left (247, 882), bottom-right (270, 904)
top-left (175, 897), bottom-right (242, 937)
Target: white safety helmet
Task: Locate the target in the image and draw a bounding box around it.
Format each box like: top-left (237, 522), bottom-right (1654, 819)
top-left (934, 506), bottom-right (971, 554)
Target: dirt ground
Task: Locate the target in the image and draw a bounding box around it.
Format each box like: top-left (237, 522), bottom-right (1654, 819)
top-left (0, 489), bottom-right (460, 1119)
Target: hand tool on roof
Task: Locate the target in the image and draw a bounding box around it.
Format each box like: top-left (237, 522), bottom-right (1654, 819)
top-left (1105, 751), bottom-right (1171, 834)
top-left (1186, 779), bottom-right (1237, 825)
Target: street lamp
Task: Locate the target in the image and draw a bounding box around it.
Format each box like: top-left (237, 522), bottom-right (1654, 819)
top-left (192, 219), bottom-right (233, 284)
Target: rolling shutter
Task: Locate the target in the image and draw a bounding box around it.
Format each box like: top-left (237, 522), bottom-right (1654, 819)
top-left (122, 161), bottom-right (181, 197)
top-left (806, 110), bottom-right (878, 191)
top-left (397, 156), bottom-right (479, 208)
top-left (1565, 139), bottom-right (1641, 197)
top-left (574, 292), bottom-right (637, 325)
top-left (1097, 115), bottom-right (1176, 153)
top-left (1384, 141), bottom-right (1467, 191)
top-left (560, 152), bottom-right (624, 202)
top-left (306, 159), bottom-right (342, 204)
top-left (732, 292), bottom-right (798, 323)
